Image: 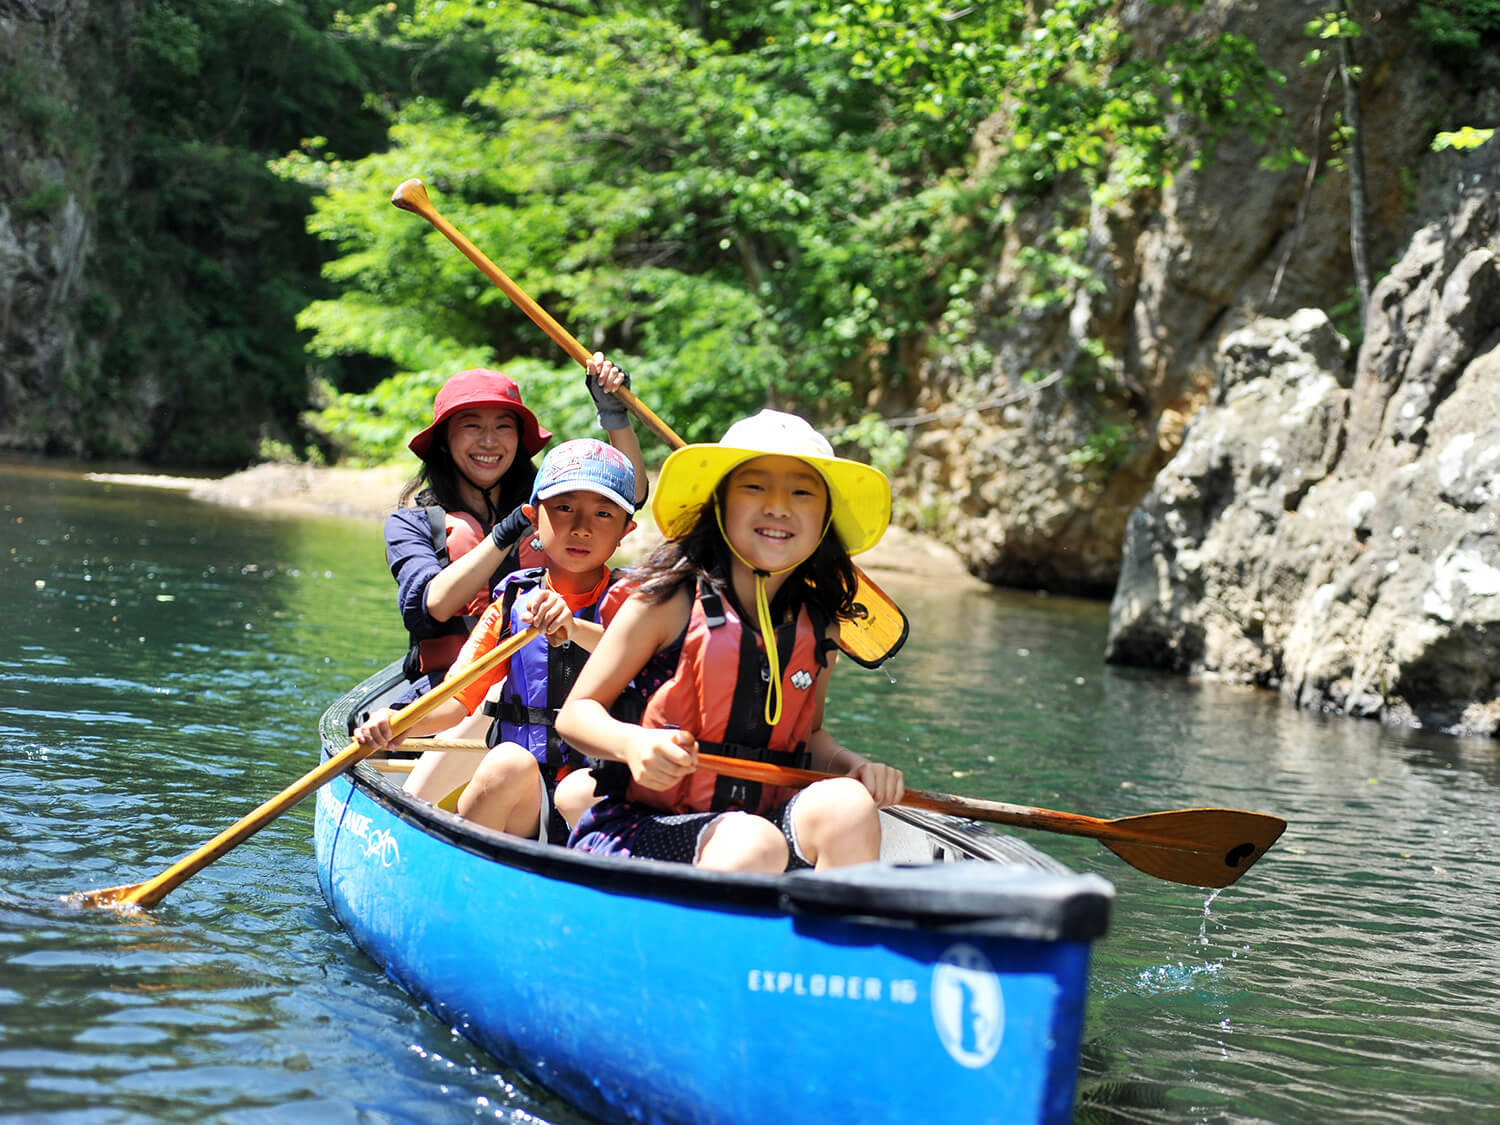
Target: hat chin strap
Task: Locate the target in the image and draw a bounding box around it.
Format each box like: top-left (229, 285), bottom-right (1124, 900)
top-left (714, 502), bottom-right (832, 727)
top-left (452, 460), bottom-right (505, 527)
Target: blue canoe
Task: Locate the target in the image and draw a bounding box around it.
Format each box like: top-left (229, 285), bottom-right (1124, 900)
top-left (316, 663), bottom-right (1113, 1125)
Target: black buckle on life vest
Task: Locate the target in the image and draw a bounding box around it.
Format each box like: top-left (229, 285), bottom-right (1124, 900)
top-left (698, 578), bottom-right (726, 629)
top-left (711, 775), bottom-right (760, 812)
top-left (482, 696), bottom-right (560, 749)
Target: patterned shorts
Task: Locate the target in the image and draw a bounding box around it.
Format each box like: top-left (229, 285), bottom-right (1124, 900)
top-left (569, 792), bottom-right (813, 870)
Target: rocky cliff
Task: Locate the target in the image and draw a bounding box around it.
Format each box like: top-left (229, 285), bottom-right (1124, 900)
top-left (1106, 146), bottom-right (1500, 735)
top-left (898, 0), bottom-right (1493, 597)
top-left (0, 0), bottom-right (133, 454)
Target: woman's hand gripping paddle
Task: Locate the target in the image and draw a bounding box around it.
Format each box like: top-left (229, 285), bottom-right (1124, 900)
top-left (390, 177), bottom-right (909, 669)
top-left (70, 627), bottom-right (541, 910)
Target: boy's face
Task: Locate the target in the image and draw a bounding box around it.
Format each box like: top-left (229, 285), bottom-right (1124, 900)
top-left (524, 491), bottom-right (636, 576)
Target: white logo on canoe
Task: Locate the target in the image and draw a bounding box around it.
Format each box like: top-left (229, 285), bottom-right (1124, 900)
top-left (931, 943), bottom-right (1004, 1068)
top-left (341, 808), bottom-right (401, 867)
top-left (361, 827), bottom-right (400, 867)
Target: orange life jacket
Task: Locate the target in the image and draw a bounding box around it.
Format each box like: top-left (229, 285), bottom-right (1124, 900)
top-left (627, 580), bottom-right (832, 816)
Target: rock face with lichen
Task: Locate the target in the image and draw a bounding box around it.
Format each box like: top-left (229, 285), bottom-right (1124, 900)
top-left (1106, 158), bottom-right (1500, 735)
top-left (895, 1), bottom-right (1487, 598)
top-left (1, 0), bottom-right (136, 456)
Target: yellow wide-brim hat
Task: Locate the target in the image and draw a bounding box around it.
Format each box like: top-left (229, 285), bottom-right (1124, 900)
top-left (652, 409), bottom-right (891, 556)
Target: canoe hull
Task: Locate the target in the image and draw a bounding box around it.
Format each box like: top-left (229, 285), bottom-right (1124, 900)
top-left (316, 668), bottom-right (1109, 1125)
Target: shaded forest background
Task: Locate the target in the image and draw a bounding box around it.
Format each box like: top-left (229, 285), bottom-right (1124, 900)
top-left (2, 0), bottom-right (1497, 571)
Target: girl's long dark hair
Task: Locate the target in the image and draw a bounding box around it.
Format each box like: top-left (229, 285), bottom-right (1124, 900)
top-left (631, 485), bottom-right (860, 623)
top-left (398, 432), bottom-right (537, 529)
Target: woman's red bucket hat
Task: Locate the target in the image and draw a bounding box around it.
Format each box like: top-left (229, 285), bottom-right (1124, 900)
top-left (407, 369), bottom-right (551, 461)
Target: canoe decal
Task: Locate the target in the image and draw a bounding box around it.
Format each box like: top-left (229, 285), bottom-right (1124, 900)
top-left (747, 968), bottom-right (919, 1004)
top-left (361, 827), bottom-right (401, 867)
top-left (338, 805), bottom-right (403, 868)
top-left (931, 943), bottom-right (1005, 1068)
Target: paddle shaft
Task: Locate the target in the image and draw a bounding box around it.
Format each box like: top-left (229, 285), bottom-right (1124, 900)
top-left (75, 627), bottom-right (540, 910)
top-left (693, 752), bottom-right (1284, 888)
top-left (391, 177), bottom-right (910, 669)
top-left (697, 754), bottom-right (1227, 852)
top-left (391, 181), bottom-right (680, 449)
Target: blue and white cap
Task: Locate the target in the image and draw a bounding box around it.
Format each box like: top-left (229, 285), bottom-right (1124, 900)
top-left (530, 438), bottom-right (637, 513)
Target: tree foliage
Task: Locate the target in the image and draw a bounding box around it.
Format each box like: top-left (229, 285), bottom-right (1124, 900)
top-left (75, 0), bottom-right (400, 463)
top-left (286, 0), bottom-right (1286, 463)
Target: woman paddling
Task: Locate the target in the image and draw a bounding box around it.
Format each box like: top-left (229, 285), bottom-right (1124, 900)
top-left (386, 358), bottom-right (646, 700)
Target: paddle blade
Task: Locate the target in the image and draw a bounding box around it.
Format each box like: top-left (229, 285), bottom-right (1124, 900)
top-left (71, 627), bottom-right (541, 911)
top-left (68, 883), bottom-right (142, 909)
top-left (1100, 809), bottom-right (1287, 889)
top-left (837, 572), bottom-right (910, 667)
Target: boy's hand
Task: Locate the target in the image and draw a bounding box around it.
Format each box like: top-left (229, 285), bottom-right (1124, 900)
top-left (523, 589), bottom-right (574, 645)
top-left (624, 728), bottom-right (697, 789)
top-left (351, 707), bottom-right (404, 752)
top-left (850, 761), bottom-right (905, 808)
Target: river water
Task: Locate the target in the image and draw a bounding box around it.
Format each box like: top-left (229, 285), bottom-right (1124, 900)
top-left (2, 458), bottom-right (1496, 1123)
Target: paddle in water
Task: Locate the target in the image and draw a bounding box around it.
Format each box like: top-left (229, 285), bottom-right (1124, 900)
top-left (389, 176), bottom-right (910, 669)
top-left (70, 627), bottom-right (540, 910)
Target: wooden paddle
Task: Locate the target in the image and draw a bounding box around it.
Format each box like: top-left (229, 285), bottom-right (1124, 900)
top-left (71, 627), bottom-right (540, 910)
top-left (696, 752), bottom-right (1285, 888)
top-left (356, 737), bottom-right (1285, 889)
top-left (390, 177), bottom-right (910, 669)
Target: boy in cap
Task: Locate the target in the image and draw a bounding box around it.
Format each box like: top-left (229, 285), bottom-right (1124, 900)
top-left (354, 438), bottom-right (639, 840)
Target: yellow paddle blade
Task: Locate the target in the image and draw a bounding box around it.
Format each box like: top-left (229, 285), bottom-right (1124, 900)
top-left (838, 571), bottom-right (911, 667)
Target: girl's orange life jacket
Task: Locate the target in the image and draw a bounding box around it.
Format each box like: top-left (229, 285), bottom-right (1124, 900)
top-left (628, 581), bottom-right (831, 817)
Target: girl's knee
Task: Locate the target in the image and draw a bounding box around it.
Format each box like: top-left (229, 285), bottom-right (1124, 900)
top-left (698, 812), bottom-right (788, 873)
top-left (799, 777), bottom-right (876, 826)
top-left (793, 778), bottom-right (881, 868)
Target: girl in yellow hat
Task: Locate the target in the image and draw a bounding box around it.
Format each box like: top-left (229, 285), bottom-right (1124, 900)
top-left (556, 410), bottom-right (904, 872)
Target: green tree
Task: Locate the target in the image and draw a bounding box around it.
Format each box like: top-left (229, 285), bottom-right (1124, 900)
top-left (77, 0), bottom-right (401, 463)
top-left (288, 1), bottom-right (1284, 463)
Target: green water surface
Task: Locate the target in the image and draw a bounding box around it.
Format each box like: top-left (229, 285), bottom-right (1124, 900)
top-left (3, 458), bottom-right (1496, 1123)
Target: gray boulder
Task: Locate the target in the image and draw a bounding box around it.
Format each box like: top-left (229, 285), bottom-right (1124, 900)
top-left (1107, 160), bottom-right (1500, 735)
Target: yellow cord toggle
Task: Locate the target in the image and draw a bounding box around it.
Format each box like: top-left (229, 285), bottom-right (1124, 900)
top-left (713, 497), bottom-right (834, 727)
